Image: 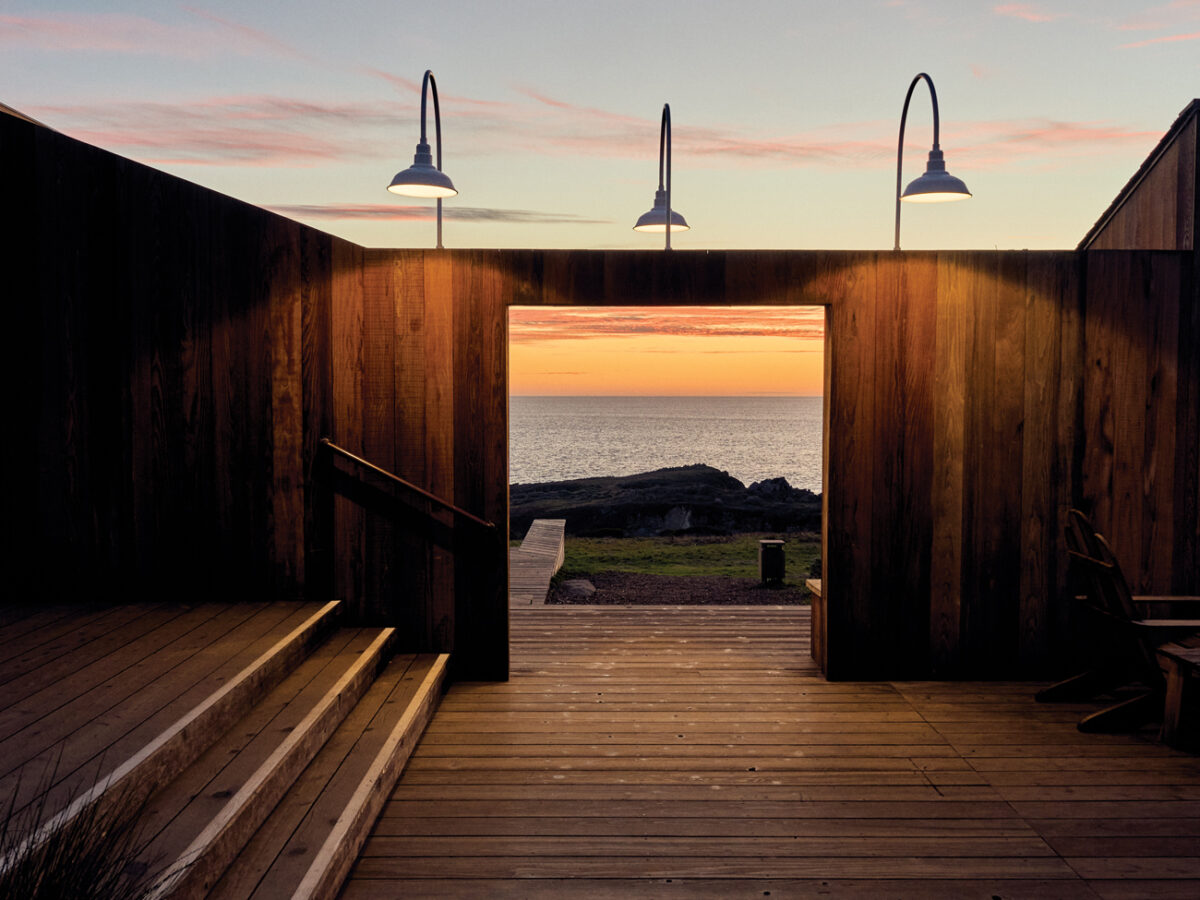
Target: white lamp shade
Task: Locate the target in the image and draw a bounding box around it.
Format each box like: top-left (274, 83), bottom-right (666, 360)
top-left (901, 148), bottom-right (970, 203)
top-left (387, 140), bottom-right (457, 199)
top-left (633, 189), bottom-right (690, 232)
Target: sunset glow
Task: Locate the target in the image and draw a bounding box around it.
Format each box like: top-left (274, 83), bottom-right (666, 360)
top-left (3, 2), bottom-right (1195, 253)
top-left (509, 307), bottom-right (826, 396)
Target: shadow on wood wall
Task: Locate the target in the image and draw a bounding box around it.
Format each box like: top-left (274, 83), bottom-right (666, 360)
top-left (6, 111), bottom-right (1198, 681)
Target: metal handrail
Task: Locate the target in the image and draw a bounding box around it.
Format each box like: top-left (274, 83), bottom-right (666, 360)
top-left (319, 438), bottom-right (496, 531)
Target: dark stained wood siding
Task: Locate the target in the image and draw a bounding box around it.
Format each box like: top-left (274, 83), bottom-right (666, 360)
top-left (1076, 102), bottom-right (1200, 602)
top-left (4, 112), bottom-right (349, 609)
top-left (364, 250), bottom-right (1100, 679)
top-left (9, 109), bottom-right (1198, 681)
top-left (1081, 252), bottom-right (1198, 595)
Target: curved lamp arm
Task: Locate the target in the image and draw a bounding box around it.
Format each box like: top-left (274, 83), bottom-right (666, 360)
top-left (661, 104), bottom-right (673, 251)
top-left (423, 70), bottom-right (446, 249)
top-left (421, 71), bottom-right (444, 175)
top-left (894, 72), bottom-right (970, 252)
top-left (633, 103), bottom-right (689, 250)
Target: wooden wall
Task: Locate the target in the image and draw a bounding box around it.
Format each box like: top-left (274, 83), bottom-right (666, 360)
top-left (371, 250), bottom-right (1088, 678)
top-left (1076, 103), bottom-right (1200, 600)
top-left (1081, 254), bottom-right (1199, 597)
top-left (3, 111), bottom-right (345, 609)
top-left (10, 108), bottom-right (1198, 681)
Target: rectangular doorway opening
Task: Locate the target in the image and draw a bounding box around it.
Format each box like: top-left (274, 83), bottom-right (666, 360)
top-left (507, 305), bottom-right (826, 610)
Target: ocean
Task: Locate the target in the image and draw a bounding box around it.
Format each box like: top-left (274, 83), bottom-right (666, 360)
top-left (509, 396), bottom-right (824, 493)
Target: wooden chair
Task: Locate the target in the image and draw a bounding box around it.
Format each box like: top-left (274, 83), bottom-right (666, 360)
top-left (1037, 509), bottom-right (1200, 732)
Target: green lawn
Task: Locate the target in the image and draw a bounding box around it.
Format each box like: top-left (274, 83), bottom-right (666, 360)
top-left (550, 533), bottom-right (820, 582)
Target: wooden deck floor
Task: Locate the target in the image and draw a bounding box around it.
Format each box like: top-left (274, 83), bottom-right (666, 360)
top-left (345, 605), bottom-right (1200, 899)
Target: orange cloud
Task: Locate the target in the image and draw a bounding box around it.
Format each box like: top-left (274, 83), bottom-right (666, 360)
top-left (509, 306), bottom-right (826, 344)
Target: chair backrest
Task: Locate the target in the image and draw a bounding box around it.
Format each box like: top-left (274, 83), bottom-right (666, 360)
top-left (1064, 524), bottom-right (1162, 688)
top-left (1066, 508), bottom-right (1105, 558)
top-left (1090, 533), bottom-right (1140, 621)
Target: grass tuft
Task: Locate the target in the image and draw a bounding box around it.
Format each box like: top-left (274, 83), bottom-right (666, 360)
top-left (0, 757), bottom-right (169, 900)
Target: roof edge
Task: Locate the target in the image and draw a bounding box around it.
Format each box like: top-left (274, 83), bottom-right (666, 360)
top-left (1078, 99), bottom-right (1200, 250)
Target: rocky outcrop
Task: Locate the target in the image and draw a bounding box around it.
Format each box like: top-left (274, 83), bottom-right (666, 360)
top-left (510, 465), bottom-right (821, 538)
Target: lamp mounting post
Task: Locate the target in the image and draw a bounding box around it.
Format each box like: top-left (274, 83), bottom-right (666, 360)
top-left (894, 72), bottom-right (971, 252)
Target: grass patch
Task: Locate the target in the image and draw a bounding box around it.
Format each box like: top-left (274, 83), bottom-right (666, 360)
top-left (553, 533), bottom-right (820, 581)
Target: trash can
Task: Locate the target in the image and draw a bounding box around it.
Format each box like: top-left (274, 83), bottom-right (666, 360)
top-left (758, 539), bottom-right (785, 584)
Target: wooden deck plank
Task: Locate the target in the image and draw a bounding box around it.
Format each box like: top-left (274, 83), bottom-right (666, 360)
top-left (345, 604), bottom-right (1200, 896)
top-left (341, 878), bottom-right (1104, 900)
top-left (0, 603), bottom-right (155, 680)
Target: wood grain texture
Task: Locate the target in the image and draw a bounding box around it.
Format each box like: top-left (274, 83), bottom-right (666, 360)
top-left (341, 605), bottom-right (1200, 897)
top-left (10, 104), bottom-right (1200, 680)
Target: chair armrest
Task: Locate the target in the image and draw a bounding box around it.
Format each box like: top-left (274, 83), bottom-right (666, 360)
top-left (1130, 618), bottom-right (1200, 630)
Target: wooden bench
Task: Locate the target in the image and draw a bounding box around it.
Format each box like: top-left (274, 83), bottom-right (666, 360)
top-left (1158, 642), bottom-right (1200, 748)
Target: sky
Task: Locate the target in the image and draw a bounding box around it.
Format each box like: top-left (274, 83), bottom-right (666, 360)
top-left (4, 1), bottom-right (1197, 394)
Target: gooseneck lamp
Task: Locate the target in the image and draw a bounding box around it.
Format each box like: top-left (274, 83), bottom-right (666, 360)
top-left (387, 69), bottom-right (457, 249)
top-left (633, 103), bottom-right (689, 250)
top-left (894, 72), bottom-right (971, 251)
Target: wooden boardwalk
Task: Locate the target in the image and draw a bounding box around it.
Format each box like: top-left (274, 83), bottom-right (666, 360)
top-left (509, 519), bottom-right (566, 606)
top-left (346, 605), bottom-right (1200, 899)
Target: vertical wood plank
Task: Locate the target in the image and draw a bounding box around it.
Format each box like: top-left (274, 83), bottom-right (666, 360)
top-left (301, 230), bottom-right (334, 604)
top-left (268, 217), bottom-right (305, 596)
top-left (824, 256), bottom-right (876, 679)
top-left (1082, 253), bottom-right (1117, 536)
top-left (424, 252), bottom-right (457, 651)
top-left (362, 251), bottom-right (398, 622)
top-left (453, 252), bottom-right (509, 680)
top-left (1142, 255), bottom-right (1181, 594)
top-left (930, 253), bottom-right (968, 675)
top-left (1019, 255), bottom-right (1064, 671)
top-left (332, 241), bottom-right (366, 617)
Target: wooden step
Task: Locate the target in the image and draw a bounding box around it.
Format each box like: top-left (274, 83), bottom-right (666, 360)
top-left (0, 601), bottom-right (341, 875)
top-left (207, 652), bottom-right (448, 900)
top-left (138, 626), bottom-right (395, 899)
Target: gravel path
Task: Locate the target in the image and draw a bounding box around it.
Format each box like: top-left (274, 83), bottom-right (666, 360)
top-left (546, 572), bottom-right (810, 605)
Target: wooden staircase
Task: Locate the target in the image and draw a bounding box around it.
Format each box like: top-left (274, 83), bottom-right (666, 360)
top-left (0, 600), bottom-right (447, 899)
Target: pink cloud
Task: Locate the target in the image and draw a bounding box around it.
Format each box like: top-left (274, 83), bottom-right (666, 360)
top-left (946, 118), bottom-right (1161, 168)
top-left (0, 10), bottom-right (305, 58)
top-left (509, 307), bottom-right (826, 344)
top-left (181, 6), bottom-right (311, 60)
top-left (270, 203), bottom-right (606, 225)
top-left (993, 4), bottom-right (1064, 23)
top-left (1120, 29), bottom-right (1200, 47)
top-left (1119, 0), bottom-right (1200, 31)
top-left (32, 95), bottom-right (397, 166)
